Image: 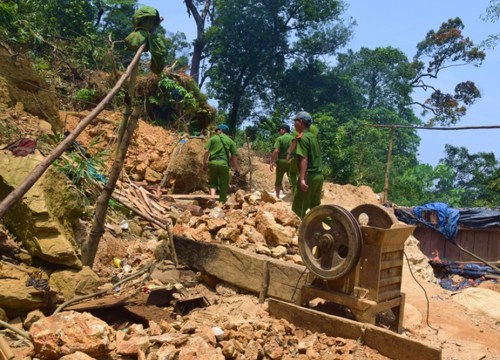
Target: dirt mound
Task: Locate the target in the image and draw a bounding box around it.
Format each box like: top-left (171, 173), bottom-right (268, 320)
top-left (0, 45), bottom-right (61, 131)
top-left (247, 155), bottom-right (381, 209)
top-left (322, 183), bottom-right (381, 210)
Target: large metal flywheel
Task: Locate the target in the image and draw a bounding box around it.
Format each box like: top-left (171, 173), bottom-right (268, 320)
top-left (298, 205), bottom-right (362, 280)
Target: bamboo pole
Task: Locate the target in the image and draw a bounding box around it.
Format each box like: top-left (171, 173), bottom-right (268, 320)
top-left (0, 43), bottom-right (147, 220)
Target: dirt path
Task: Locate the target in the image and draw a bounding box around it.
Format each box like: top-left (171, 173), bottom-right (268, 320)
top-left (401, 266), bottom-right (500, 360)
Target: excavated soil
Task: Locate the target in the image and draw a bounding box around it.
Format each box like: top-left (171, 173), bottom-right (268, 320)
top-left (0, 45), bottom-right (61, 131)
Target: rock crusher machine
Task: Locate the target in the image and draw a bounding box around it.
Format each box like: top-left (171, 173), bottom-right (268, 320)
top-left (296, 204), bottom-right (415, 333)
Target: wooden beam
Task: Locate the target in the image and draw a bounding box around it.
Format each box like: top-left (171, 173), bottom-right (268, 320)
top-left (268, 299), bottom-right (441, 360)
top-left (173, 235), bottom-right (308, 302)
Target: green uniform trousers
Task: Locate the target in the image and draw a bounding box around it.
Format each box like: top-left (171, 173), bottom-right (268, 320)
top-left (292, 172), bottom-right (324, 219)
top-left (288, 157), bottom-right (298, 195)
top-left (208, 160), bottom-right (230, 202)
top-left (275, 159), bottom-right (290, 189)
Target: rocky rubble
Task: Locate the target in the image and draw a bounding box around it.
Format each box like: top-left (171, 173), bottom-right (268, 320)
top-left (172, 190), bottom-right (303, 263)
top-left (17, 296), bottom-right (390, 360)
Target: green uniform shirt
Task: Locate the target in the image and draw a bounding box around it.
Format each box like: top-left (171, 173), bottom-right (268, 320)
top-left (273, 133), bottom-right (294, 160)
top-left (291, 124), bottom-right (318, 138)
top-left (204, 133), bottom-right (238, 163)
top-left (295, 129), bottom-right (322, 173)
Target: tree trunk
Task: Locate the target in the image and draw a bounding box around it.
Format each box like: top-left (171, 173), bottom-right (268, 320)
top-left (185, 0), bottom-right (211, 86)
top-left (190, 38), bottom-right (204, 85)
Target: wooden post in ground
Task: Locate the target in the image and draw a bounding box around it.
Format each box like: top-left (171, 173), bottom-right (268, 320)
top-left (82, 54), bottom-right (143, 267)
top-left (382, 126), bottom-right (395, 204)
top-left (246, 136), bottom-right (252, 191)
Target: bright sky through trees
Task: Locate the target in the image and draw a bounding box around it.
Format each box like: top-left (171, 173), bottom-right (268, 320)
top-left (142, 0), bottom-right (500, 166)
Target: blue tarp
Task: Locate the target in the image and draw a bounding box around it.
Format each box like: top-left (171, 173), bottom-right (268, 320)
top-left (430, 260), bottom-right (500, 291)
top-left (395, 202), bottom-right (459, 242)
top-left (395, 203), bottom-right (500, 243)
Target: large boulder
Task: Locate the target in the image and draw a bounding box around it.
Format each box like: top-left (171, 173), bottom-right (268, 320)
top-left (49, 267), bottom-right (101, 302)
top-left (29, 311), bottom-right (115, 359)
top-left (0, 151), bottom-right (82, 267)
top-left (0, 262), bottom-right (56, 317)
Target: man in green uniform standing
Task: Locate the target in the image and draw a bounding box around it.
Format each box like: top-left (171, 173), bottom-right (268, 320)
top-left (286, 123), bottom-right (319, 197)
top-left (291, 111), bottom-right (324, 218)
top-left (202, 124), bottom-right (240, 203)
top-left (270, 124), bottom-right (294, 198)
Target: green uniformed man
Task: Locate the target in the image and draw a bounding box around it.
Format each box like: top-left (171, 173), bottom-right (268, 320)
top-left (270, 124), bottom-right (294, 198)
top-left (286, 123), bottom-right (319, 197)
top-left (291, 111), bottom-right (324, 218)
top-left (202, 124), bottom-right (241, 203)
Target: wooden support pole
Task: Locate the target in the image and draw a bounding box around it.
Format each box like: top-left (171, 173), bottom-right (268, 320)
top-left (382, 126), bottom-right (395, 204)
top-left (82, 43), bottom-right (146, 267)
top-left (82, 106), bottom-right (141, 267)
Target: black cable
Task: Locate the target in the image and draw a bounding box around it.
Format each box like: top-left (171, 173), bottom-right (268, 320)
top-left (404, 251), bottom-right (439, 334)
top-left (291, 267), bottom-right (308, 302)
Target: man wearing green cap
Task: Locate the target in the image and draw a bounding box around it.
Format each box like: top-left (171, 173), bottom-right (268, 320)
top-left (286, 123), bottom-right (319, 196)
top-left (270, 124), bottom-right (294, 198)
top-left (202, 124), bottom-right (241, 203)
top-left (291, 111), bottom-right (324, 218)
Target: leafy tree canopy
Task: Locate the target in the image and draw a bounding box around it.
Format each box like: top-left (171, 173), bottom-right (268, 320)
top-left (206, 0), bottom-right (353, 133)
top-left (411, 18), bottom-right (485, 126)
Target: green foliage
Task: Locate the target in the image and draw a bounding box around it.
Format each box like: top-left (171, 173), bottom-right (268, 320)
top-left (481, 1), bottom-right (500, 48)
top-left (153, 77), bottom-right (198, 109)
top-left (336, 47), bottom-right (415, 111)
top-left (54, 133), bottom-right (110, 206)
top-left (206, 0), bottom-right (353, 132)
top-left (313, 105), bottom-right (419, 191)
top-left (390, 163), bottom-right (461, 206)
top-left (412, 18), bottom-right (485, 125)
top-left (243, 107), bottom-right (292, 156)
top-left (438, 145), bottom-right (500, 207)
top-left (390, 147), bottom-right (500, 208)
top-left (75, 88), bottom-right (99, 104)
top-left (147, 73), bottom-right (214, 133)
top-left (0, 1), bottom-right (18, 37)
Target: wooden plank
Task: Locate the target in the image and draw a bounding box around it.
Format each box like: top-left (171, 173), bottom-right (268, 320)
top-left (0, 334), bottom-right (15, 360)
top-left (173, 235), bottom-right (308, 302)
top-left (487, 231), bottom-right (500, 262)
top-left (268, 299), bottom-right (441, 360)
top-left (473, 230), bottom-right (490, 260)
top-left (414, 227), bottom-right (445, 259)
top-left (165, 194), bottom-right (213, 200)
top-left (65, 293), bottom-right (140, 311)
top-left (444, 232), bottom-right (461, 261)
top-left (459, 230), bottom-right (475, 261)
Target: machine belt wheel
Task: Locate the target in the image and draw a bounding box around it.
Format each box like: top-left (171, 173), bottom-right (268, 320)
top-left (298, 205), bottom-right (362, 280)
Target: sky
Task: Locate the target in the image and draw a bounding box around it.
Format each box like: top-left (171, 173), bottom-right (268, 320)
top-left (140, 0), bottom-right (500, 166)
